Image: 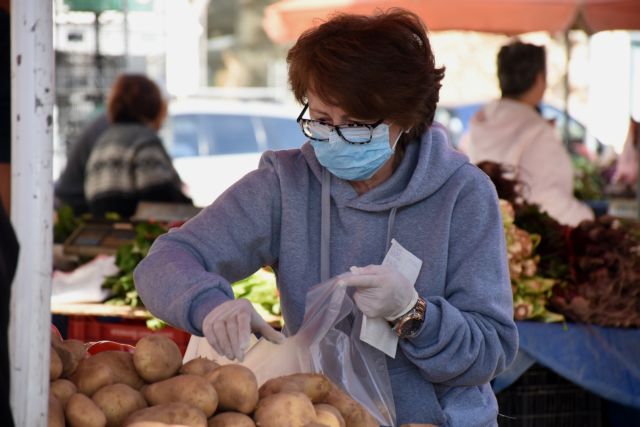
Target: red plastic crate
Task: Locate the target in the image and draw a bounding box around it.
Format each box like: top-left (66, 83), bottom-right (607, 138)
top-left (66, 315), bottom-right (191, 355)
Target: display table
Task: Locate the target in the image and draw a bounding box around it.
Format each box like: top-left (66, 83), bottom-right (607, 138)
top-left (494, 321), bottom-right (640, 410)
top-left (51, 301), bottom-right (282, 355)
top-left (51, 301), bottom-right (151, 319)
top-left (51, 301), bottom-right (192, 353)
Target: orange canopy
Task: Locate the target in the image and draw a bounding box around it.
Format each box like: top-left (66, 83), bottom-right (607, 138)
top-left (263, 0), bottom-right (640, 43)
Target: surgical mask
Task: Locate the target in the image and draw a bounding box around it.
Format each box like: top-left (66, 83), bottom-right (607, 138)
top-left (310, 123), bottom-right (402, 181)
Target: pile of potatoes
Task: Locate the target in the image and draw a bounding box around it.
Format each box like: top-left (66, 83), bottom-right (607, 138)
top-left (48, 332), bottom-right (388, 427)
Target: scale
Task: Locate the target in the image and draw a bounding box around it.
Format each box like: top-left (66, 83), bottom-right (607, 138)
top-left (62, 202), bottom-right (202, 257)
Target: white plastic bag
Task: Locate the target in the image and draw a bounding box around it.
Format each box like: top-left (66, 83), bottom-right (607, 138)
top-left (184, 276), bottom-right (396, 425)
top-left (186, 276), bottom-right (396, 426)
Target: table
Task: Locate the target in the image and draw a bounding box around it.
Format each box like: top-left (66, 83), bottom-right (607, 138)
top-left (493, 321), bottom-right (640, 424)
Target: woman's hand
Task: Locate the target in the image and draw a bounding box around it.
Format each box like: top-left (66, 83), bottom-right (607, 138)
top-left (202, 298), bottom-right (285, 362)
top-left (340, 264), bottom-right (418, 320)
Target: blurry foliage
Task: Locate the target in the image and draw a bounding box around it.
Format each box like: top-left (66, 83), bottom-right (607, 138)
top-left (54, 205), bottom-right (85, 244)
top-left (572, 155), bottom-right (606, 201)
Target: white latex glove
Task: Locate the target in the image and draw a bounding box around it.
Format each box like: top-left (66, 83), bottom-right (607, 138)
top-left (339, 264), bottom-right (418, 320)
top-left (202, 298), bottom-right (285, 362)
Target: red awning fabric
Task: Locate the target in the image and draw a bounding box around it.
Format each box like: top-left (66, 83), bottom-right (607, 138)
top-left (263, 0), bottom-right (640, 43)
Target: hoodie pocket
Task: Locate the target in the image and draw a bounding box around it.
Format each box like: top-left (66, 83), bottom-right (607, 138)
top-left (389, 364), bottom-right (447, 426)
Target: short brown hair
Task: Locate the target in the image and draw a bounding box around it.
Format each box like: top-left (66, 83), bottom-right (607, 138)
top-left (287, 8), bottom-right (445, 144)
top-left (107, 74), bottom-right (165, 124)
top-left (497, 41), bottom-right (546, 98)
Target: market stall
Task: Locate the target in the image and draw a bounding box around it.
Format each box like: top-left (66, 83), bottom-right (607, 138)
top-left (7, 1), bottom-right (640, 426)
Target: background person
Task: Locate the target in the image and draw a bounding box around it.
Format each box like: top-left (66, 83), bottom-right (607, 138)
top-left (54, 112), bottom-right (109, 215)
top-left (84, 73), bottom-right (191, 218)
top-left (0, 5), bottom-right (10, 213)
top-left (134, 10), bottom-right (518, 426)
top-left (464, 41), bottom-right (594, 227)
top-left (0, 7), bottom-right (15, 424)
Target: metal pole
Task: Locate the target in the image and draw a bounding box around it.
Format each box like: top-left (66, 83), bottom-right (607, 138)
top-left (9, 0), bottom-right (54, 424)
top-left (95, 11), bottom-right (104, 103)
top-left (562, 30), bottom-right (571, 150)
top-left (123, 0), bottom-right (130, 70)
top-left (631, 36), bottom-right (640, 219)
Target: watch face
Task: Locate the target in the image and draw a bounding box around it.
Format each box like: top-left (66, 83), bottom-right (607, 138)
top-left (399, 316), bottom-right (421, 337)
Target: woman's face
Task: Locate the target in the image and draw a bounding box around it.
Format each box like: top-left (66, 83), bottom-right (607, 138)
top-left (306, 91), bottom-right (403, 146)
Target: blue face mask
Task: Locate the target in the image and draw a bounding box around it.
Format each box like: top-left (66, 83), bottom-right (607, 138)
top-left (310, 123), bottom-right (400, 181)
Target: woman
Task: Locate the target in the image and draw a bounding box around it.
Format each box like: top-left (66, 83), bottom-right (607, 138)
top-left (134, 10), bottom-right (517, 426)
top-left (463, 41), bottom-right (593, 227)
top-left (84, 74), bottom-right (191, 218)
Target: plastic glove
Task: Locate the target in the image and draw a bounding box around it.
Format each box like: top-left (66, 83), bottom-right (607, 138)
top-left (202, 298), bottom-right (285, 362)
top-left (339, 264), bottom-right (418, 320)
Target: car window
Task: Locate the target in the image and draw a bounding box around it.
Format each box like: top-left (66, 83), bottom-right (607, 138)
top-left (163, 113), bottom-right (258, 157)
top-left (200, 114), bottom-right (257, 155)
top-left (163, 114), bottom-right (200, 158)
top-left (261, 116), bottom-right (304, 150)
top-left (541, 105), bottom-right (585, 142)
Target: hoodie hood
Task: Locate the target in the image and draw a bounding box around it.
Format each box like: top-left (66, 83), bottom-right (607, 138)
top-left (467, 99), bottom-right (543, 163)
top-left (301, 123), bottom-right (469, 212)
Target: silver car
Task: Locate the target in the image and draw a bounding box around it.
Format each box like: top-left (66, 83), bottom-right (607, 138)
top-left (162, 98), bottom-right (303, 207)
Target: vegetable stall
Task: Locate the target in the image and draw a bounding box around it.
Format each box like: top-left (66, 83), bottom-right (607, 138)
top-left (7, 2), bottom-right (640, 426)
top-left (480, 161), bottom-right (640, 425)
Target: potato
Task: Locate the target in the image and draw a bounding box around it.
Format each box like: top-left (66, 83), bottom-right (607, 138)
top-left (208, 412), bottom-right (255, 427)
top-left (48, 395), bottom-right (65, 427)
top-left (72, 350), bottom-right (145, 396)
top-left (143, 374), bottom-right (218, 417)
top-left (180, 357), bottom-right (219, 377)
top-left (52, 338), bottom-right (87, 377)
top-left (314, 403), bottom-right (346, 427)
top-left (50, 378), bottom-right (77, 406)
top-left (205, 364), bottom-right (258, 414)
top-left (65, 393), bottom-right (108, 427)
top-left (93, 383), bottom-right (148, 427)
top-left (51, 327), bottom-right (63, 347)
top-left (73, 360), bottom-right (115, 396)
top-left (259, 373), bottom-right (332, 403)
top-left (322, 385), bottom-right (377, 427)
top-left (50, 346), bottom-right (63, 381)
top-left (133, 335), bottom-right (182, 382)
top-left (253, 391), bottom-right (316, 427)
top-left (123, 402), bottom-right (207, 427)
top-left (128, 423), bottom-right (192, 427)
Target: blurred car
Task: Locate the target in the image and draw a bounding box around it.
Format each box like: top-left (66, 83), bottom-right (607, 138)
top-left (435, 102), bottom-right (604, 157)
top-left (161, 98), bottom-right (303, 207)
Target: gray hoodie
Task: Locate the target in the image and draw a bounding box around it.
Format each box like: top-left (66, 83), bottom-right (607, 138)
top-left (134, 124), bottom-right (518, 426)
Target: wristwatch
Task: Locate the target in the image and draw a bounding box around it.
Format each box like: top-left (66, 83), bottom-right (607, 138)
top-left (390, 296), bottom-right (426, 339)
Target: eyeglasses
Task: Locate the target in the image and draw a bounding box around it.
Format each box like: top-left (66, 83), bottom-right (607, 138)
top-left (296, 103), bottom-right (384, 145)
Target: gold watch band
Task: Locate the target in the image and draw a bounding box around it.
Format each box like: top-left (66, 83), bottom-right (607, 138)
top-left (391, 296), bottom-right (426, 338)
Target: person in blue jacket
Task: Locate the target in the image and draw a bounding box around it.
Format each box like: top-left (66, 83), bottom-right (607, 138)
top-left (134, 9), bottom-right (518, 426)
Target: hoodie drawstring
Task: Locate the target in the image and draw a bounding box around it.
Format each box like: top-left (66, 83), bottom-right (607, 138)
top-left (321, 169), bottom-right (399, 281)
top-left (320, 168), bottom-right (331, 282)
top-left (386, 207), bottom-right (397, 252)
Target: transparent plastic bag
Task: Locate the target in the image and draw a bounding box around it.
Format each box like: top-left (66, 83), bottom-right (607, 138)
top-left (242, 275), bottom-right (396, 426)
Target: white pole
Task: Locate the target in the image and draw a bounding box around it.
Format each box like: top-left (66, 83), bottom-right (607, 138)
top-left (9, 0), bottom-right (54, 424)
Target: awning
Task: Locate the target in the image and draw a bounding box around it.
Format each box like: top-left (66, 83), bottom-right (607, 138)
top-left (263, 0), bottom-right (640, 43)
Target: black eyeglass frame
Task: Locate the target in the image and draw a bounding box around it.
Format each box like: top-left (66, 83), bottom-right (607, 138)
top-left (296, 103), bottom-right (384, 145)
